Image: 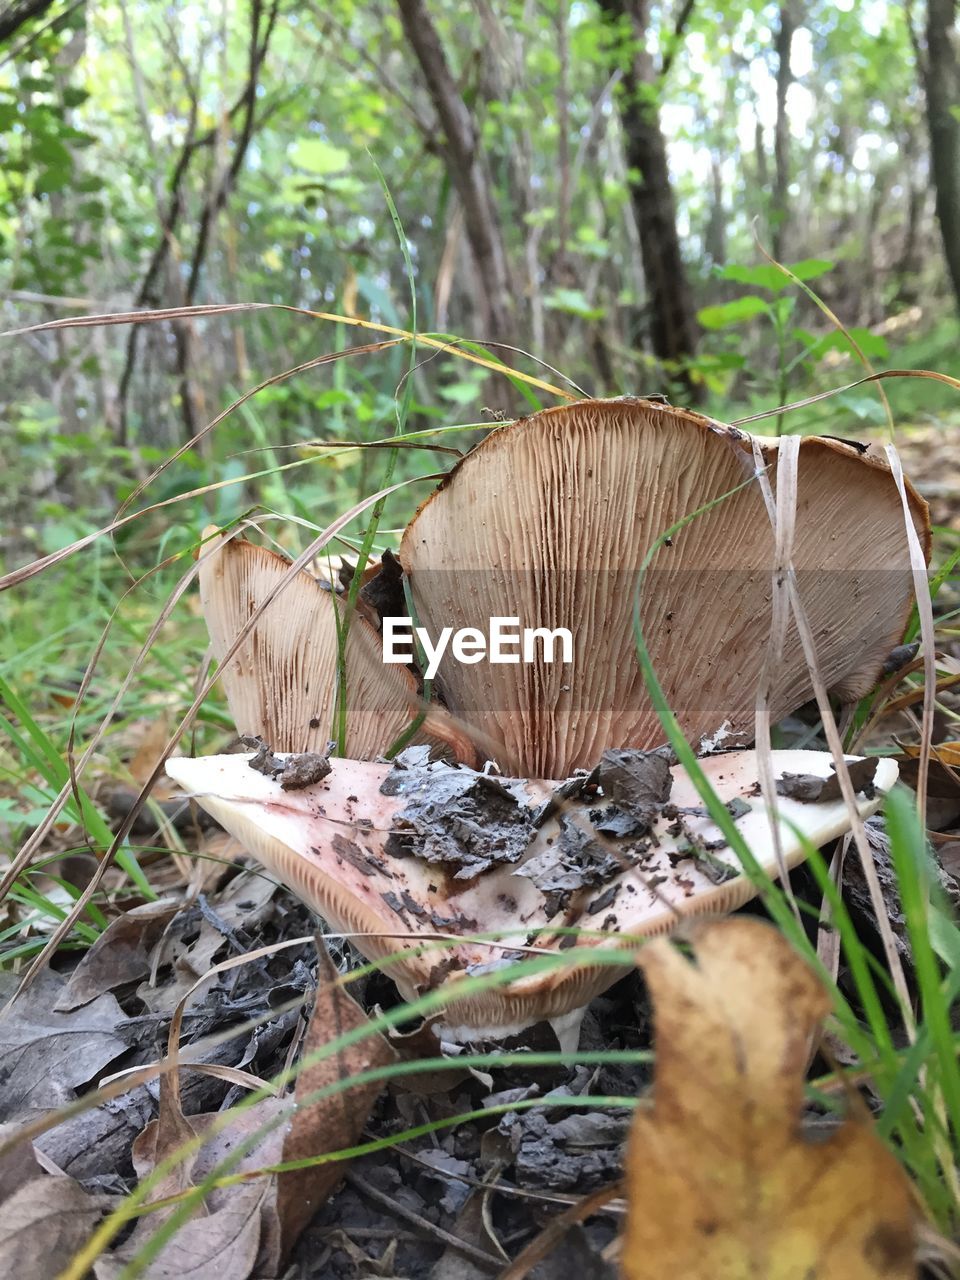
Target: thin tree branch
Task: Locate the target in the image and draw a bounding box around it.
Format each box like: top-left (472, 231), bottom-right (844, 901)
top-left (660, 0), bottom-right (696, 79)
top-left (395, 0), bottom-right (514, 339)
top-left (185, 0), bottom-right (280, 303)
top-left (0, 0), bottom-right (58, 45)
top-left (117, 0), bottom-right (279, 440)
top-left (0, 0), bottom-right (84, 68)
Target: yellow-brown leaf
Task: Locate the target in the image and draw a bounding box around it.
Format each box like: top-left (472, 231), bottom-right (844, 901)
top-left (622, 919), bottom-right (917, 1280)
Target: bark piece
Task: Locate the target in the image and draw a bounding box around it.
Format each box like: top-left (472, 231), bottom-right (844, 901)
top-left (382, 753), bottom-right (536, 878)
top-left (776, 756), bottom-right (879, 803)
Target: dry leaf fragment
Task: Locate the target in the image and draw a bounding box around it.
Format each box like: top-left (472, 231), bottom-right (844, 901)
top-left (56, 898), bottom-right (181, 1011)
top-left (97, 940), bottom-right (395, 1278)
top-left (0, 971), bottom-right (127, 1119)
top-left (0, 1174), bottom-right (111, 1276)
top-left (902, 740), bottom-right (960, 767)
top-left (0, 1123), bottom-right (45, 1199)
top-left (93, 1181), bottom-right (266, 1280)
top-left (274, 942), bottom-right (398, 1259)
top-left (622, 919), bottom-right (917, 1279)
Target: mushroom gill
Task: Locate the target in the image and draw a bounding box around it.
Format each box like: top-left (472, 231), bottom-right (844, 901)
top-left (400, 398), bottom-right (930, 777)
top-left (198, 527), bottom-right (474, 763)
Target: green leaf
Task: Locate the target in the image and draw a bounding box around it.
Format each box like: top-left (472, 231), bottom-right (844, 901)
top-left (845, 327), bottom-right (890, 359)
top-left (31, 135), bottom-right (71, 167)
top-left (798, 327), bottom-right (890, 364)
top-left (716, 258), bottom-right (834, 294)
top-left (439, 379), bottom-right (484, 406)
top-left (688, 352), bottom-right (747, 370)
top-left (697, 295), bottom-right (769, 329)
top-left (716, 264), bottom-right (788, 293)
top-left (290, 138), bottom-right (351, 175)
top-left (771, 295), bottom-right (796, 324)
top-left (35, 166), bottom-right (72, 194)
top-left (834, 391), bottom-right (889, 424)
top-left (788, 257), bottom-right (834, 282)
top-left (543, 287), bottom-right (605, 320)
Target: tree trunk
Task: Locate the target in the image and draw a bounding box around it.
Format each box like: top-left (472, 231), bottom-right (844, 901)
top-left (598, 0), bottom-right (702, 401)
top-left (923, 0), bottom-right (960, 312)
top-left (704, 155), bottom-right (726, 269)
top-left (772, 2), bottom-right (797, 261)
top-left (396, 0), bottom-right (515, 342)
top-left (894, 171), bottom-right (926, 304)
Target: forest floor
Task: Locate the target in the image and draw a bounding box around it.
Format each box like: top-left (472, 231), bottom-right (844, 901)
top-left (5, 788), bottom-right (954, 1277)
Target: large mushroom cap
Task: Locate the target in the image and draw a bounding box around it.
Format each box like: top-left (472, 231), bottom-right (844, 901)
top-left (400, 399), bottom-right (930, 777)
top-left (199, 528), bottom-right (474, 763)
top-left (166, 748), bottom-right (898, 1039)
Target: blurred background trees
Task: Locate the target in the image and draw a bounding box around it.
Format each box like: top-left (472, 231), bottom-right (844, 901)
top-left (1, 0), bottom-right (958, 559)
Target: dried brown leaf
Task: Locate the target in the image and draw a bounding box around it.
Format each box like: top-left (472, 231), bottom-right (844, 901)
top-left (93, 1182), bottom-right (267, 1280)
top-left (622, 919), bottom-right (917, 1280)
top-left (0, 1174), bottom-right (111, 1275)
top-left (0, 1123), bottom-right (44, 1198)
top-left (97, 940), bottom-right (394, 1277)
top-left (0, 971), bottom-right (127, 1119)
top-left (56, 899), bottom-right (181, 1010)
top-left (136, 873), bottom-right (278, 1015)
top-left (274, 942), bottom-right (398, 1258)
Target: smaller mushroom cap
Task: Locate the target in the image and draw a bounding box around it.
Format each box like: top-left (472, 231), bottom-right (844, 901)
top-left (198, 527), bottom-right (474, 763)
top-left (166, 749), bottom-right (897, 1038)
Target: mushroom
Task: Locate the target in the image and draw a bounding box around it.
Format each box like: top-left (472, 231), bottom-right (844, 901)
top-left (197, 527), bottom-right (474, 763)
top-left (168, 400), bottom-right (926, 1043)
top-left (400, 398), bottom-right (930, 776)
top-left (166, 747), bottom-right (899, 1047)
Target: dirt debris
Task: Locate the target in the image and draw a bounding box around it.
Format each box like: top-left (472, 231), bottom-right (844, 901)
top-left (505, 1109), bottom-right (631, 1191)
top-left (244, 736), bottom-right (334, 790)
top-left (775, 756), bottom-right (879, 803)
top-left (516, 816), bottom-right (635, 917)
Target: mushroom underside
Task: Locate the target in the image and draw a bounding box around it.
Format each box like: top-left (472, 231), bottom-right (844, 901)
top-left (401, 398), bottom-right (929, 776)
top-left (198, 527), bottom-right (475, 764)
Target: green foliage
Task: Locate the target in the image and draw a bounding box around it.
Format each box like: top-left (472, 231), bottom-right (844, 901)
top-left (717, 260), bottom-right (834, 295)
top-left (697, 295), bottom-right (770, 329)
top-left (0, 4), bottom-right (100, 291)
